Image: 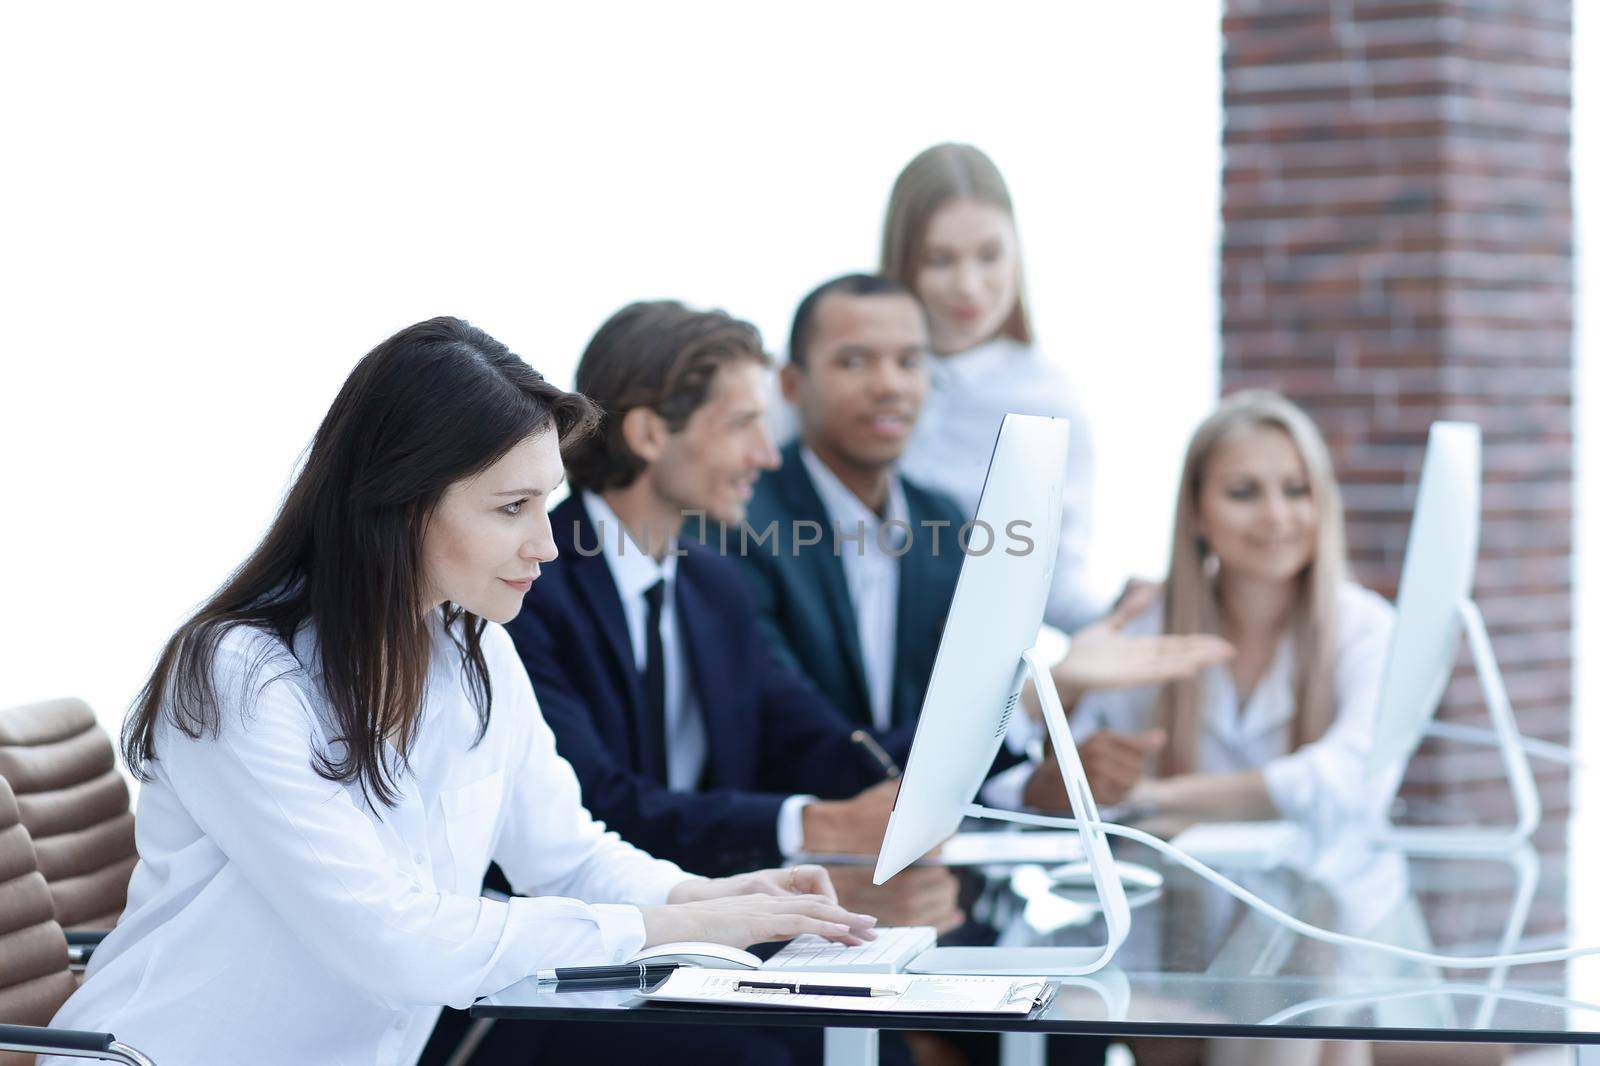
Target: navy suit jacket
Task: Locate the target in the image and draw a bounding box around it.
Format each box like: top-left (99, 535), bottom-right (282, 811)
top-left (505, 494), bottom-right (915, 876)
top-left (732, 443), bottom-right (967, 731)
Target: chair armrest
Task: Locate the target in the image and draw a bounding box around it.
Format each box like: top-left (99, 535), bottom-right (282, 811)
top-left (65, 929), bottom-right (111, 968)
top-left (0, 1022), bottom-right (155, 1063)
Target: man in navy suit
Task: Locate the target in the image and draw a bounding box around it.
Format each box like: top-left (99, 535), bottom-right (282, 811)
top-left (478, 301), bottom-right (948, 1066)
top-left (505, 301), bottom-right (960, 917)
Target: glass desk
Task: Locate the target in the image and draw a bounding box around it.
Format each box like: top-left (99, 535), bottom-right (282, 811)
top-left (476, 815), bottom-right (1600, 1065)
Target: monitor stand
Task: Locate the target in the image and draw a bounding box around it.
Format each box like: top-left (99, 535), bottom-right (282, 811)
top-left (1380, 598), bottom-right (1540, 855)
top-left (1469, 842), bottom-right (1539, 1029)
top-left (920, 647), bottom-right (1131, 977)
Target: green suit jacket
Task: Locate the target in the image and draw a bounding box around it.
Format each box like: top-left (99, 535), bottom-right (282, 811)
top-left (728, 442), bottom-right (969, 731)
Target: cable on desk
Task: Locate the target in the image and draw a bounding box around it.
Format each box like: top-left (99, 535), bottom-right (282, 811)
top-left (1256, 982), bottom-right (1600, 1028)
top-left (969, 804), bottom-right (1600, 970)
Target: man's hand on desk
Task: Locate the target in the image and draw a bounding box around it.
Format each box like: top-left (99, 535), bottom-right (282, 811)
top-left (825, 864), bottom-right (965, 935)
top-left (1021, 729), bottom-right (1166, 810)
top-left (800, 777), bottom-right (900, 854)
top-left (797, 780), bottom-right (963, 931)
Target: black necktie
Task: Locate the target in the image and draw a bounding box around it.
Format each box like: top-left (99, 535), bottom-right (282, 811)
top-left (641, 580), bottom-right (669, 786)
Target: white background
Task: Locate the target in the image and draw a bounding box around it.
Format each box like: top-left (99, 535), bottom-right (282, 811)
top-left (0, 2), bottom-right (1222, 738)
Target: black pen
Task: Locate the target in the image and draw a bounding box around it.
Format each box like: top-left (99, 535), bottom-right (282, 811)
top-left (534, 963), bottom-right (679, 991)
top-left (850, 729), bottom-right (902, 778)
top-left (734, 980), bottom-right (897, 998)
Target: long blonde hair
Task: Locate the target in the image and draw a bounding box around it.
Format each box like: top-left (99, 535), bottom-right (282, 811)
top-left (1157, 390), bottom-right (1349, 776)
top-left (879, 143), bottom-right (1032, 346)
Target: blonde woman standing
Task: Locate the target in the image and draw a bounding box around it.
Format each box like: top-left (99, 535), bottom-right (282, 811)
top-left (882, 143), bottom-right (1104, 632)
top-left (1039, 391), bottom-right (1400, 829)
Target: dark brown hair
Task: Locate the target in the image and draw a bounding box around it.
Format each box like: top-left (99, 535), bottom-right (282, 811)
top-left (565, 300), bottom-right (770, 492)
top-left (787, 272), bottom-right (920, 369)
top-left (879, 143), bottom-right (1033, 346)
top-left (123, 316), bottom-right (598, 808)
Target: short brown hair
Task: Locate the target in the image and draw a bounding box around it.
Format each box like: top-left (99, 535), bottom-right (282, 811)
top-left (567, 300), bottom-right (771, 492)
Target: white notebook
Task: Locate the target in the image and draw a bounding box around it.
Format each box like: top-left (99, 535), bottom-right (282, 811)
top-left (640, 967), bottom-right (1054, 1015)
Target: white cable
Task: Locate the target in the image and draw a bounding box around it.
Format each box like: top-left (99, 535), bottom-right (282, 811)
top-left (969, 804), bottom-right (1599, 970)
top-left (1424, 720), bottom-right (1581, 768)
top-left (1257, 983), bottom-right (1600, 1027)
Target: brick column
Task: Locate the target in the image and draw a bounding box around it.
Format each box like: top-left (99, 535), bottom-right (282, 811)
top-left (1219, 1), bottom-right (1574, 848)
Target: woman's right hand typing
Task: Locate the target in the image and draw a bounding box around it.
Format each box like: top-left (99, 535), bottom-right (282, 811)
top-left (638, 893), bottom-right (877, 949)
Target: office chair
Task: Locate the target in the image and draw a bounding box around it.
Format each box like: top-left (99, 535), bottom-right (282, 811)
top-left (0, 700), bottom-right (136, 933)
top-left (0, 774), bottom-right (155, 1065)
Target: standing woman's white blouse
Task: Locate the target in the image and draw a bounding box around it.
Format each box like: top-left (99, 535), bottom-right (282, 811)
top-left (897, 335), bottom-right (1102, 631)
top-left (46, 612), bottom-right (687, 1066)
top-left (1070, 582), bottom-right (1400, 824)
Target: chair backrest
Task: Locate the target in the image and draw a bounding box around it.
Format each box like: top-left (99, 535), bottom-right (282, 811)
top-left (0, 701), bottom-right (135, 930)
top-left (0, 773), bottom-right (76, 1036)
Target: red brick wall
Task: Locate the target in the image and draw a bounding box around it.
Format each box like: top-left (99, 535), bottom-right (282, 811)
top-left (1219, 0), bottom-right (1573, 838)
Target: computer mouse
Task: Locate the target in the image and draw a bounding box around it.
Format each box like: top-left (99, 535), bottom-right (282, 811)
top-left (627, 941), bottom-right (762, 969)
top-left (1047, 859), bottom-right (1165, 892)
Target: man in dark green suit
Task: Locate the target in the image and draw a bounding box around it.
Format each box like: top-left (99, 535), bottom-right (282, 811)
top-left (735, 275), bottom-right (966, 733)
top-left (733, 274), bottom-right (1095, 819)
top-left (735, 273), bottom-right (972, 740)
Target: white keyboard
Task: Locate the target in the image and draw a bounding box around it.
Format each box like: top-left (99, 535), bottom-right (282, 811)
top-left (761, 925), bottom-right (937, 973)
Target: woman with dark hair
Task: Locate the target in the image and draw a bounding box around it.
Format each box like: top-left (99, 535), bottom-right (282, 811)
top-left (45, 317), bottom-right (872, 1066)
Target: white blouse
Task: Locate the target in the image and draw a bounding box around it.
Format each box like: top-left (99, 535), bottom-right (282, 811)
top-left (47, 613), bottom-right (688, 1066)
top-left (896, 336), bottom-right (1102, 632)
top-left (1070, 582), bottom-right (1400, 824)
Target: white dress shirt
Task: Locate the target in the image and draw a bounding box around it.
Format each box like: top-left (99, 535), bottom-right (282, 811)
top-left (1069, 582), bottom-right (1400, 824)
top-left (47, 611), bottom-right (689, 1066)
top-left (582, 493), bottom-right (813, 855)
top-left (898, 336), bottom-right (1104, 632)
top-left (797, 446), bottom-right (907, 732)
top-left (582, 492), bottom-right (707, 792)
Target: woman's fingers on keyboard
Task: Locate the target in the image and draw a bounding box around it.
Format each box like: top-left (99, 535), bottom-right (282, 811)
top-left (770, 926), bottom-right (934, 970)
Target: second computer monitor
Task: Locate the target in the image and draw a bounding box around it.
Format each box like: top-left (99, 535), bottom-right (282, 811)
top-left (1364, 420), bottom-right (1538, 848)
top-left (1366, 421), bottom-right (1480, 783)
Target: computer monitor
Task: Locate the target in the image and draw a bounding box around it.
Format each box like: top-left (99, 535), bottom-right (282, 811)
top-left (1365, 421), bottom-right (1538, 852)
top-left (873, 413), bottom-right (1131, 975)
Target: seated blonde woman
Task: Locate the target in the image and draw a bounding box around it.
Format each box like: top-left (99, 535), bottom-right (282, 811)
top-left (1027, 389), bottom-right (1399, 832)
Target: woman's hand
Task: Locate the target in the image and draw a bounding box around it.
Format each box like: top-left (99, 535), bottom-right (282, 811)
top-left (667, 864), bottom-right (839, 905)
top-left (639, 892), bottom-right (878, 951)
top-left (647, 865), bottom-right (876, 950)
top-left (1052, 585), bottom-right (1234, 705)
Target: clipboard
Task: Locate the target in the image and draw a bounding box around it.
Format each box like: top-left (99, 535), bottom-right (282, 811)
top-left (639, 968), bottom-right (1058, 1016)
top-left (1005, 979), bottom-right (1058, 1016)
